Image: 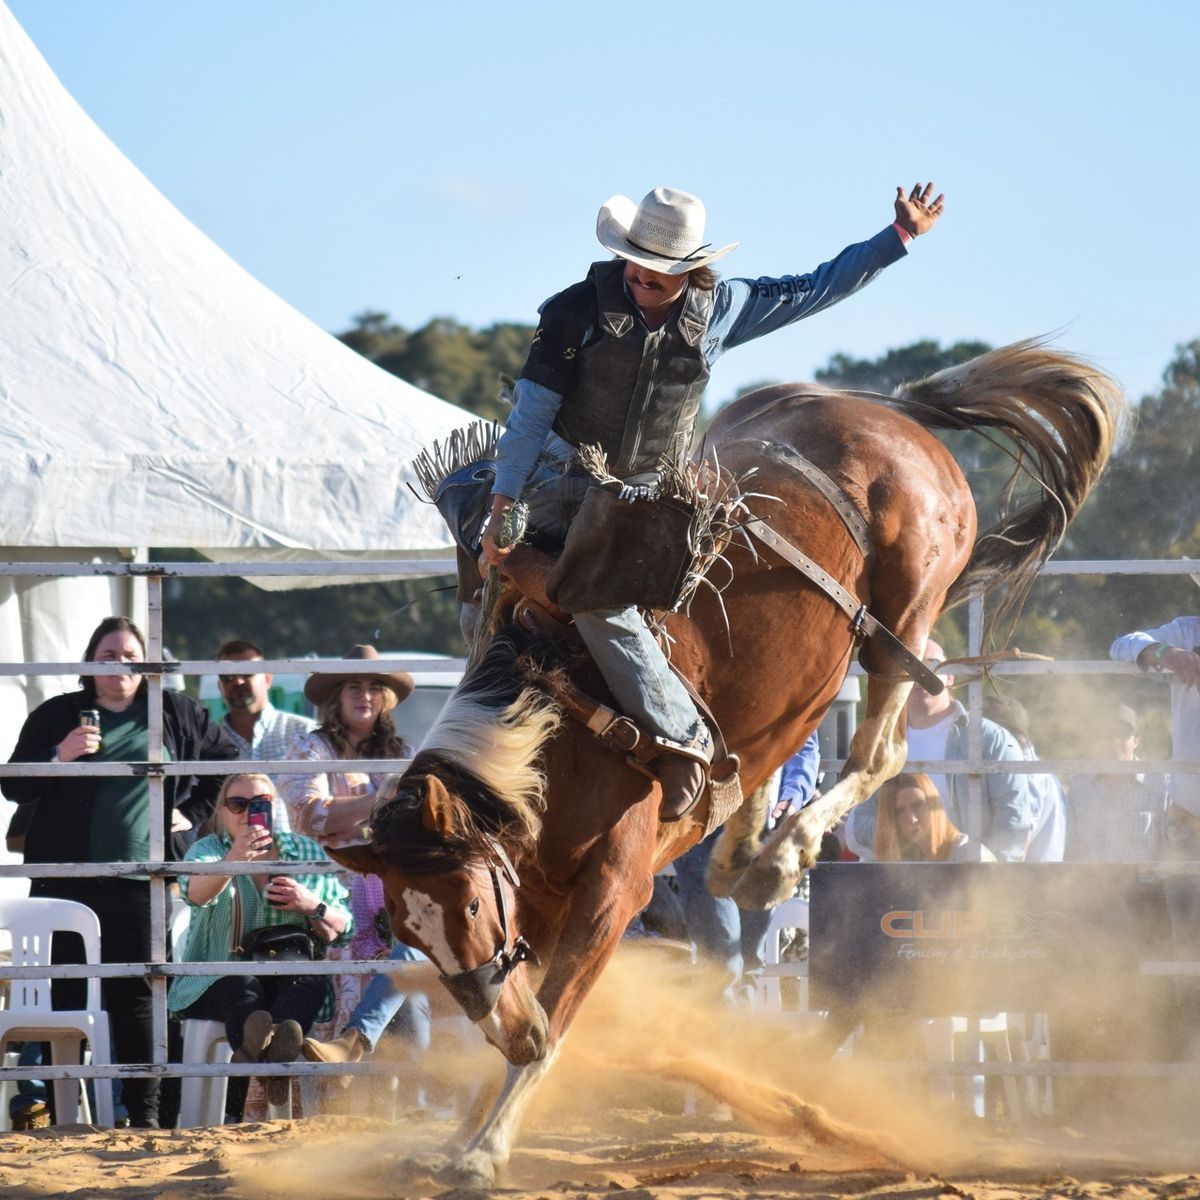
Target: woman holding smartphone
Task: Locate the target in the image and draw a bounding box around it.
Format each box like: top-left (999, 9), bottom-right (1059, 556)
top-left (169, 773), bottom-right (352, 1110)
top-left (2, 615), bottom-right (241, 1128)
top-left (280, 646), bottom-right (432, 1084)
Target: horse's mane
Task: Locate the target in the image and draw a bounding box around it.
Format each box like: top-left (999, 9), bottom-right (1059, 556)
top-left (369, 630), bottom-right (562, 869)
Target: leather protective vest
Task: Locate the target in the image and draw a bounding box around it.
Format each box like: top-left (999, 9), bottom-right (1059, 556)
top-left (551, 260), bottom-right (714, 477)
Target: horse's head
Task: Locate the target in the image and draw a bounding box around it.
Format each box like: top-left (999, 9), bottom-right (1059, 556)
top-left (329, 769), bottom-right (550, 1066)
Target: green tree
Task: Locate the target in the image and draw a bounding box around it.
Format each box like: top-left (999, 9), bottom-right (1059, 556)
top-left (337, 312), bottom-right (534, 422)
top-left (814, 338), bottom-right (993, 396)
top-left (155, 550), bottom-right (466, 675)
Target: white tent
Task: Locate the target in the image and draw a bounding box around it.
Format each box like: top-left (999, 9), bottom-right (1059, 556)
top-left (0, 4), bottom-right (472, 860)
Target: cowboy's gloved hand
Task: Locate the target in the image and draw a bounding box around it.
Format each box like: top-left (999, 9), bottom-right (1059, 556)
top-left (478, 497), bottom-right (517, 571)
top-left (894, 182), bottom-right (945, 237)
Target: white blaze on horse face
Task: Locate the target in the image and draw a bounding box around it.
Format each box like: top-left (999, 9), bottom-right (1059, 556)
top-left (400, 886), bottom-right (465, 975)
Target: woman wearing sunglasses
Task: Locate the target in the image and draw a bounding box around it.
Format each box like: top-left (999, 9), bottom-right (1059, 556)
top-left (169, 773), bottom-right (352, 1112)
top-left (280, 646), bottom-right (431, 1089)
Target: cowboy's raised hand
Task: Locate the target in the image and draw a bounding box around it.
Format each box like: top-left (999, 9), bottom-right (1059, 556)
top-left (894, 182), bottom-right (946, 237)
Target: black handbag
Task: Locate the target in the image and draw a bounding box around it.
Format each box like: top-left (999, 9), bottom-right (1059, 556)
top-left (234, 924), bottom-right (318, 962)
top-left (230, 880), bottom-right (322, 962)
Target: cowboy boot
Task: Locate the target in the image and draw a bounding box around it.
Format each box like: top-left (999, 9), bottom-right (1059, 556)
top-left (301, 1027), bottom-right (369, 1091)
top-left (654, 729), bottom-right (714, 823)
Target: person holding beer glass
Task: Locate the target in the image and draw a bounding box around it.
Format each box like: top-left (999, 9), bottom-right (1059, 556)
top-left (3, 616), bottom-right (240, 1128)
top-left (170, 773), bottom-right (351, 1111)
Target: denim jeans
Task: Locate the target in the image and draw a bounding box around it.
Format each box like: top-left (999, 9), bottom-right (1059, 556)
top-left (673, 831), bottom-right (743, 994)
top-left (348, 942), bottom-right (432, 1053)
top-left (524, 466), bottom-right (703, 746)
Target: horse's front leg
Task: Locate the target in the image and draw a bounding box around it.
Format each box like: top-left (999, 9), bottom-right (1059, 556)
top-left (733, 675), bottom-right (913, 908)
top-left (439, 837), bottom-right (653, 1185)
top-left (436, 1052), bottom-right (561, 1187)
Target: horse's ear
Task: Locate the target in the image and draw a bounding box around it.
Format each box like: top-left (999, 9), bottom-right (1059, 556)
top-left (419, 775), bottom-right (457, 838)
top-left (326, 844), bottom-right (387, 876)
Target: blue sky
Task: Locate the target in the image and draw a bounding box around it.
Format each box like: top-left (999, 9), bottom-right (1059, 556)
top-left (9, 0), bottom-right (1197, 410)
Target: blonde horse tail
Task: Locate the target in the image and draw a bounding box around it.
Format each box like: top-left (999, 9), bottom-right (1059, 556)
top-left (889, 339), bottom-right (1127, 646)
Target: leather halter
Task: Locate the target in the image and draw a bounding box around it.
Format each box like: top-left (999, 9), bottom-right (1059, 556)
top-left (436, 837), bottom-right (538, 1022)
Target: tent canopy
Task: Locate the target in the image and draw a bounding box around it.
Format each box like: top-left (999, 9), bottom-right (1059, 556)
top-left (0, 1), bottom-right (469, 555)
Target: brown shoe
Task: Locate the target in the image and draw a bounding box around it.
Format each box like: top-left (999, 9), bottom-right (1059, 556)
top-left (11, 1100), bottom-right (50, 1131)
top-left (263, 1019), bottom-right (304, 1108)
top-left (301, 1027), bottom-right (368, 1091)
top-left (301, 1027), bottom-right (368, 1066)
top-left (232, 1009), bottom-right (274, 1063)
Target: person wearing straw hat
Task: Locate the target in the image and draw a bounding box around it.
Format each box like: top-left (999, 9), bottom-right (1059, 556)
top-left (479, 183), bottom-right (945, 820)
top-left (278, 647), bottom-right (431, 1095)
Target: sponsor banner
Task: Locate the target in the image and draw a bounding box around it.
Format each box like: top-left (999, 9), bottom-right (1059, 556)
top-left (809, 863), bottom-right (1169, 1013)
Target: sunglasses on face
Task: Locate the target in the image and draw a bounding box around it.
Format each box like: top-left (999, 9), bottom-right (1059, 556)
top-left (223, 793), bottom-right (273, 814)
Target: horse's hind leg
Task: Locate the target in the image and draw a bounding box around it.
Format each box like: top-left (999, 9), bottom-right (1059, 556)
top-left (732, 672), bottom-right (913, 909)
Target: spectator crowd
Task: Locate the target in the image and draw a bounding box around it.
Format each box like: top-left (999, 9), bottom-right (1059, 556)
top-left (2, 608), bottom-right (1199, 1129)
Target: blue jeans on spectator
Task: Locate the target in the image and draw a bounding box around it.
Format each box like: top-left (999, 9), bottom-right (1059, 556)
top-left (348, 942), bottom-right (432, 1053)
top-left (673, 831), bottom-right (742, 995)
top-left (739, 907), bottom-right (772, 974)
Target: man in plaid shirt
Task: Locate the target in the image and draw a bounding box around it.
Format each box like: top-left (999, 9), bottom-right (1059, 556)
top-left (216, 639), bottom-right (317, 831)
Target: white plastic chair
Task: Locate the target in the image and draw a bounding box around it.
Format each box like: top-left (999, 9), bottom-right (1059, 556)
top-left (917, 1013), bottom-right (1021, 1118)
top-left (753, 896), bottom-right (811, 1015)
top-left (0, 898), bottom-right (114, 1127)
top-left (173, 903), bottom-right (313, 1126)
top-left (177, 1019), bottom-right (232, 1127)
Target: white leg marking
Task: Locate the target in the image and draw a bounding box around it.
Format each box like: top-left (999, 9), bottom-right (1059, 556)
top-left (466, 1046), bottom-right (561, 1164)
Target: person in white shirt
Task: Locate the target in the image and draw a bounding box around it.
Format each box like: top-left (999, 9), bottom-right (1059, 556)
top-left (1111, 618), bottom-right (1200, 1050)
top-left (216, 639), bottom-right (317, 832)
top-left (1066, 703), bottom-right (1167, 863)
top-left (1110, 617), bottom-right (1200, 843)
top-left (848, 639), bottom-right (1034, 860)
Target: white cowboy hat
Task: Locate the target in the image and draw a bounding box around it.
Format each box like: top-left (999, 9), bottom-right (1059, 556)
top-left (595, 187), bottom-right (738, 276)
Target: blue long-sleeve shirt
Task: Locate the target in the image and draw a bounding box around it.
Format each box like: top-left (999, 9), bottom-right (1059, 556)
top-left (492, 225), bottom-right (909, 499)
top-left (778, 732), bottom-right (822, 811)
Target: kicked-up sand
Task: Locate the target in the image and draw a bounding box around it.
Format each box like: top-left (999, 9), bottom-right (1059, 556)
top-left (2, 942), bottom-right (1196, 1199)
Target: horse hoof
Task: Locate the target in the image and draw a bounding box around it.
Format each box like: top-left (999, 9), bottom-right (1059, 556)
top-left (389, 1153), bottom-right (448, 1185)
top-left (704, 858), bottom-right (741, 899)
top-left (435, 1151), bottom-right (497, 1189)
top-left (731, 860), bottom-right (797, 910)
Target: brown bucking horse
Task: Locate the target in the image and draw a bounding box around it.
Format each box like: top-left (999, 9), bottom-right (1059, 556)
top-left (332, 341), bottom-right (1122, 1185)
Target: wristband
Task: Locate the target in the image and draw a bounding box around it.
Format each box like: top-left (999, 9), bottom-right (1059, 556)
top-left (1151, 642), bottom-right (1171, 671)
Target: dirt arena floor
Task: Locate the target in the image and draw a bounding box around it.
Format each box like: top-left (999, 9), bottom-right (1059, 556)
top-left (3, 947), bottom-right (1196, 1200)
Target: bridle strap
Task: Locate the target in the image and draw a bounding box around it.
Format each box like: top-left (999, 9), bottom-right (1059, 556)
top-left (436, 844), bottom-right (538, 1022)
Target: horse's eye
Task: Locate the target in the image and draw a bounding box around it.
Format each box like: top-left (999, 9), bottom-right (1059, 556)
top-left (468, 898), bottom-right (481, 919)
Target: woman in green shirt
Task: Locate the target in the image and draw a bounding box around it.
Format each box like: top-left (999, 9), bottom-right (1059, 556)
top-left (171, 773), bottom-right (351, 1109)
top-left (4, 615), bottom-right (241, 1127)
